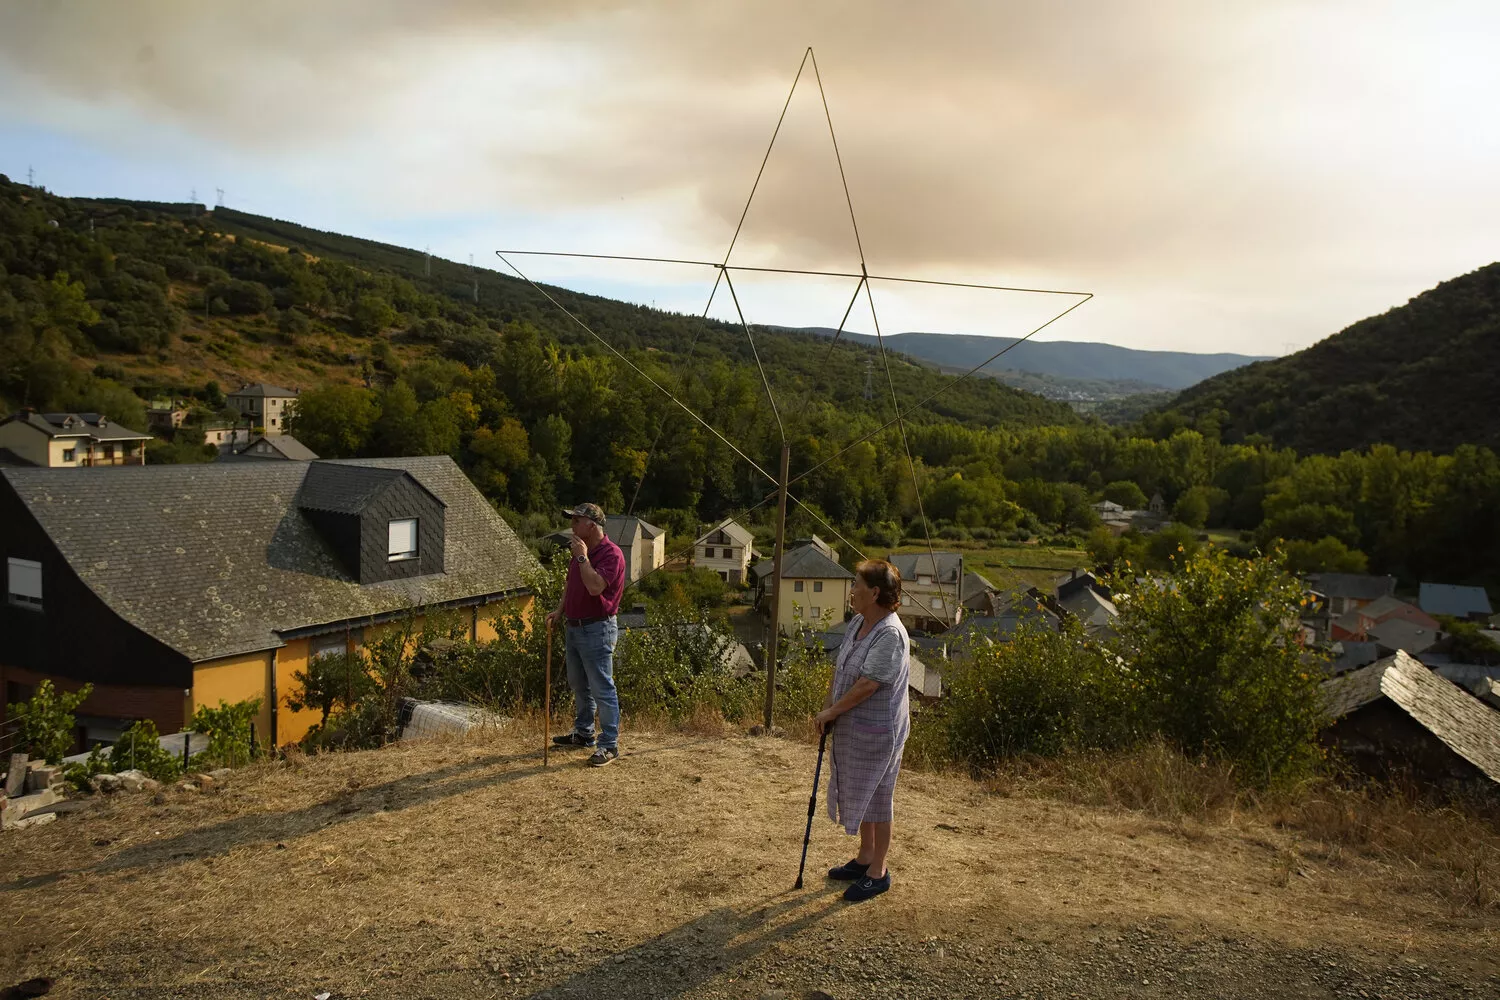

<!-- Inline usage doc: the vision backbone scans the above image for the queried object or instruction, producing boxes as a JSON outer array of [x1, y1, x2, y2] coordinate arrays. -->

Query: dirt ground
[[2, 728, 1496, 999]]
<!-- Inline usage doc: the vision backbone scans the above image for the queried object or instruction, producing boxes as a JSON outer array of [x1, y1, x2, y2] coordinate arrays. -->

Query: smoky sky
[[2, 1, 1498, 352]]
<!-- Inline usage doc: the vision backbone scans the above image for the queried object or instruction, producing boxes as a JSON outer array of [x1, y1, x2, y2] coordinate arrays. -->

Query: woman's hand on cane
[[813, 707, 838, 735]]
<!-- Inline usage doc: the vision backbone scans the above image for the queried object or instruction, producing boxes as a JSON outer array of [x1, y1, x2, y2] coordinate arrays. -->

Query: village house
[[888, 552, 965, 633], [1321, 651, 1500, 787], [752, 537, 853, 635], [959, 569, 1002, 615], [218, 434, 320, 462], [1329, 595, 1439, 642], [145, 399, 190, 431], [1, 457, 539, 750], [226, 382, 300, 435], [1418, 582, 1494, 622], [0, 411, 153, 468], [605, 515, 665, 584], [1302, 572, 1398, 617], [692, 518, 757, 584]]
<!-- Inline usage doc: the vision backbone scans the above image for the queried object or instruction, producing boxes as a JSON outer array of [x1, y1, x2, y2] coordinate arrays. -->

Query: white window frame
[[7, 557, 43, 610], [388, 518, 419, 562]]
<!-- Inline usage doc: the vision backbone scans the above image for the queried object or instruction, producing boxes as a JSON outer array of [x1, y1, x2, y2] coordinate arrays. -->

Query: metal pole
[[764, 442, 791, 729], [544, 621, 554, 767]]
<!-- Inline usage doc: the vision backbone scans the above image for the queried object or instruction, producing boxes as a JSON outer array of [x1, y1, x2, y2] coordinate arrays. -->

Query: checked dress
[[826, 611, 911, 835]]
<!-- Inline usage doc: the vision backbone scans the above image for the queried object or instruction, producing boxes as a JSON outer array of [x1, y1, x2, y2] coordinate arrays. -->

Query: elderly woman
[[814, 559, 911, 902]]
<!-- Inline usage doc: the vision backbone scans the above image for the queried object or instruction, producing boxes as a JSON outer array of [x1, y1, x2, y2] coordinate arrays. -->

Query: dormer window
[[388, 518, 419, 561], [7, 557, 43, 610]]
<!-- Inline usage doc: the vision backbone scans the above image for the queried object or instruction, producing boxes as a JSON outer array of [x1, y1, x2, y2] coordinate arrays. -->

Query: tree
[[286, 384, 380, 457], [1101, 480, 1148, 509], [285, 652, 375, 727], [1282, 536, 1368, 574], [1173, 486, 1211, 528], [352, 294, 396, 336]]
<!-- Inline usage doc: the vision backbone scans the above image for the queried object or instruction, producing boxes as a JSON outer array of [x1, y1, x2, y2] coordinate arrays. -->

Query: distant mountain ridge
[[785, 327, 1269, 392], [1160, 263, 1500, 454]]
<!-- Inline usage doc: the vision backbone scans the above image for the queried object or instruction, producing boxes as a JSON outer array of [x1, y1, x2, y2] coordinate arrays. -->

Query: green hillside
[[1157, 264, 1500, 454]]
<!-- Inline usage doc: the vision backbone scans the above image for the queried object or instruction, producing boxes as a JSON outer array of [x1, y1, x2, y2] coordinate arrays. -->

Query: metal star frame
[[496, 47, 1092, 726]]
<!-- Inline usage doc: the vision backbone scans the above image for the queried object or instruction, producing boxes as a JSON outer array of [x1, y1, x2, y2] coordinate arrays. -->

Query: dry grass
[[2, 724, 1497, 996]]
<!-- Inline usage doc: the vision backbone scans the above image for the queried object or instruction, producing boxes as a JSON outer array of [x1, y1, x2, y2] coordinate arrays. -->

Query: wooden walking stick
[[794, 729, 829, 889], [544, 619, 555, 767]]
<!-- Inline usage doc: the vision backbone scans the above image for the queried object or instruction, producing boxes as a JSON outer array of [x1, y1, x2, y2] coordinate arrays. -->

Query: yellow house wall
[[775, 577, 851, 633], [191, 650, 275, 744], [195, 593, 536, 748]]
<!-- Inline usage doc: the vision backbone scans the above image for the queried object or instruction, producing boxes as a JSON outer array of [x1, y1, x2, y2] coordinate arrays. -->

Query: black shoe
[[587, 747, 619, 767], [827, 859, 869, 881], [552, 732, 596, 748], [843, 871, 891, 902]]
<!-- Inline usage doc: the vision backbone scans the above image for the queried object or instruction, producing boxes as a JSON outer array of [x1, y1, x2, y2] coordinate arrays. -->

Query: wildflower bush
[[1109, 546, 1327, 783]]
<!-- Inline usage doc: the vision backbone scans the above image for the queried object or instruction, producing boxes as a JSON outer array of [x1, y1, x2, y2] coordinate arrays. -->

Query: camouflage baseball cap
[[561, 502, 606, 526]]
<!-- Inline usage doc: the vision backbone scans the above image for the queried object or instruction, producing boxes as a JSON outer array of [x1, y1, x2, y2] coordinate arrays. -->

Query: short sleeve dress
[[826, 611, 911, 835]]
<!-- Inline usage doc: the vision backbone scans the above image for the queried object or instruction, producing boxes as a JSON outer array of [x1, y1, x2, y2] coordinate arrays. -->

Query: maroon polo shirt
[[562, 532, 625, 619]]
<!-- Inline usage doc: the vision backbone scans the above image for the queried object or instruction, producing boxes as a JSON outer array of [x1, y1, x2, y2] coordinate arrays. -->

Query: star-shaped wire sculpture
[[496, 47, 1091, 722]]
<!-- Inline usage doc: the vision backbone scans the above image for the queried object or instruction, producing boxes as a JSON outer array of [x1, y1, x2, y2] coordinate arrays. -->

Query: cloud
[[3, 1, 1499, 351]]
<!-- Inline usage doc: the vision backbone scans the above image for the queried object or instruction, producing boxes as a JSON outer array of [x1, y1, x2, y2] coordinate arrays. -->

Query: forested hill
[[792, 327, 1267, 390], [1156, 264, 1500, 454]]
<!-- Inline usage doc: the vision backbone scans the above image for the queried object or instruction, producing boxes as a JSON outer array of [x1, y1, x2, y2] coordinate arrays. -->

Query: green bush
[[935, 620, 1128, 766], [1109, 547, 1327, 784], [109, 719, 182, 782], [614, 606, 754, 722], [926, 549, 1328, 788], [5, 679, 92, 763], [189, 698, 262, 768]]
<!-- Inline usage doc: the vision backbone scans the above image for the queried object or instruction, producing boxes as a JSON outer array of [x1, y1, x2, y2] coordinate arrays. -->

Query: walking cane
[[544, 619, 554, 767], [794, 729, 829, 889]]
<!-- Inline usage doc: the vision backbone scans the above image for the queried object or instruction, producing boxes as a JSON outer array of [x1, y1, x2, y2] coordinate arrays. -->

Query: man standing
[[547, 502, 626, 766]]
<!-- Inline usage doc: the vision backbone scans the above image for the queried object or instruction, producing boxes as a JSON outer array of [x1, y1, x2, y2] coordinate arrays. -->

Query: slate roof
[[296, 463, 441, 515], [1419, 583, 1494, 619], [751, 543, 853, 581], [604, 515, 663, 547], [1367, 618, 1442, 655], [1327, 640, 1389, 676], [2, 457, 538, 663], [1303, 573, 1397, 602], [1060, 587, 1119, 633], [699, 518, 755, 548], [219, 434, 320, 462], [1322, 651, 1500, 782], [889, 552, 963, 584], [228, 383, 299, 398], [3, 411, 153, 442], [1357, 595, 1436, 626]]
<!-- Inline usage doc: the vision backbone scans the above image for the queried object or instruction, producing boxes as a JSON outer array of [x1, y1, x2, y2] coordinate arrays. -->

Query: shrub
[[109, 719, 182, 782], [1109, 547, 1327, 785], [934, 621, 1128, 767], [63, 744, 112, 792], [190, 697, 262, 768], [5, 679, 93, 763], [614, 607, 754, 722]]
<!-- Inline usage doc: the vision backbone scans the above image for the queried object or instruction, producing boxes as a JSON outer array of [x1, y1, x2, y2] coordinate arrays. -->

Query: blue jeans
[[564, 618, 620, 749]]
